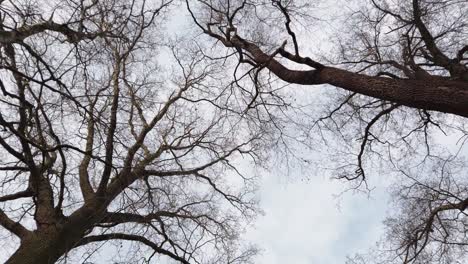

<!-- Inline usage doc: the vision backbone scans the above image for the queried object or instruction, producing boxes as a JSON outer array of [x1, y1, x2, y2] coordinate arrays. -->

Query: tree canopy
[[0, 0, 467, 263]]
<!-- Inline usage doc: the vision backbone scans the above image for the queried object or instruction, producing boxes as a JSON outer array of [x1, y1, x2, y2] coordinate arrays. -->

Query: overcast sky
[[4, 1, 465, 263], [0, 2, 392, 263], [244, 159, 389, 264]]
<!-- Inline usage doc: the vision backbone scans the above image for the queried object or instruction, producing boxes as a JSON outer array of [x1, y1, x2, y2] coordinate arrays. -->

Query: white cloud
[[247, 173, 389, 264]]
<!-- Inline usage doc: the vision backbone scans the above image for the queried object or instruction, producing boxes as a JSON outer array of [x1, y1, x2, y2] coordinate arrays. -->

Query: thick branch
[[0, 189, 33, 202], [97, 55, 122, 194], [77, 233, 190, 264], [0, 209, 30, 239], [78, 109, 96, 201], [0, 21, 106, 44], [412, 0, 467, 79], [227, 36, 468, 118]]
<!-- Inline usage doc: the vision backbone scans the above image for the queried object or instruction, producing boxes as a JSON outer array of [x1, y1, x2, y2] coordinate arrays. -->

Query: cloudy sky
[[0, 2, 392, 263], [245, 163, 389, 264], [3, 1, 465, 263]]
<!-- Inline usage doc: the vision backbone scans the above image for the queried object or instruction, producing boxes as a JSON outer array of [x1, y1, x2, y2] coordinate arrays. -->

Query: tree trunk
[[6, 204, 103, 264], [5, 223, 93, 264], [7, 232, 65, 264]]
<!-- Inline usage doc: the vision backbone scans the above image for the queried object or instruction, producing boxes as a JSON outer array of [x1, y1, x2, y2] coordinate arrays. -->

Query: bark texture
[[228, 36, 468, 118], [6, 205, 103, 264]]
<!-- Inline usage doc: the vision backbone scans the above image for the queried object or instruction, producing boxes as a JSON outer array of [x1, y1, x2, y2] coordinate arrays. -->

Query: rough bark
[[7, 231, 73, 264], [228, 36, 468, 118], [310, 67, 467, 118], [5, 202, 105, 264]]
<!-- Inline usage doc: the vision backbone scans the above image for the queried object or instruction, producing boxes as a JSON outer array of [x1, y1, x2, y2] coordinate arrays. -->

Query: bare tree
[[0, 0, 274, 263], [185, 0, 468, 263], [1, 0, 467, 263]]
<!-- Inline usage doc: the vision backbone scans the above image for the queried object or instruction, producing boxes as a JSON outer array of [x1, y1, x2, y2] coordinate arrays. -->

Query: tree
[[187, 0, 468, 116], [0, 0, 266, 263], [0, 0, 467, 263], [184, 0, 468, 263]]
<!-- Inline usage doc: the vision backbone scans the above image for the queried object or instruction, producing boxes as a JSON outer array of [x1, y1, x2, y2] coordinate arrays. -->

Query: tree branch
[[0, 209, 31, 239], [77, 233, 190, 264], [0, 21, 109, 44]]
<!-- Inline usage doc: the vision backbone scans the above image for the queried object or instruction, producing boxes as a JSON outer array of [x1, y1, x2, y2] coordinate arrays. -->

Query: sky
[[2, 1, 466, 263], [245, 163, 389, 264], [0, 2, 392, 263]]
